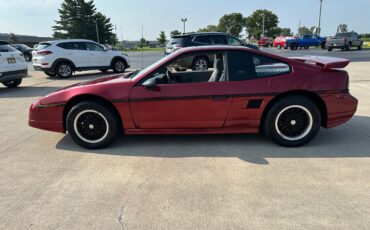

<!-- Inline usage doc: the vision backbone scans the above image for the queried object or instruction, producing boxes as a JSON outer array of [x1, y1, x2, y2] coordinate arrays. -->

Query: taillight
[[36, 50, 53, 56]]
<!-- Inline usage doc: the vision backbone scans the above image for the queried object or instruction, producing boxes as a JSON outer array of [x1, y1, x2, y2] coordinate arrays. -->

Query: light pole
[[317, 0, 323, 35], [181, 18, 187, 34], [93, 19, 100, 43]]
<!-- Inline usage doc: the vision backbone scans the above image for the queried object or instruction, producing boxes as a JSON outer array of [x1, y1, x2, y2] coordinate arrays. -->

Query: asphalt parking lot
[[1, 49, 370, 229]]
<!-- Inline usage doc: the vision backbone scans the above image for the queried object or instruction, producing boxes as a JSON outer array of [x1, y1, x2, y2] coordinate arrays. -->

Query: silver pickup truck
[[326, 32, 363, 51]]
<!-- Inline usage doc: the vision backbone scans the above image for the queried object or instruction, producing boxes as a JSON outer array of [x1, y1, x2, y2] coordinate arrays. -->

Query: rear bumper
[[0, 69, 28, 82], [323, 93, 358, 128]]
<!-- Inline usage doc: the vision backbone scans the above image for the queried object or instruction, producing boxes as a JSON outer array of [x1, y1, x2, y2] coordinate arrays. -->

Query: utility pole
[[318, 0, 323, 35], [298, 18, 301, 36], [181, 18, 187, 34], [262, 14, 265, 37]]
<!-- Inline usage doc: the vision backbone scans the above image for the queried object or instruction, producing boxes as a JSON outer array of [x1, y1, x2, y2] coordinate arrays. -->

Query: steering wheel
[[166, 69, 177, 84]]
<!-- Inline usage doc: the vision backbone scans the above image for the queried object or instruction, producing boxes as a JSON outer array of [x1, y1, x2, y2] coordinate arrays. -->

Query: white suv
[[0, 41, 28, 88], [32, 39, 130, 78]]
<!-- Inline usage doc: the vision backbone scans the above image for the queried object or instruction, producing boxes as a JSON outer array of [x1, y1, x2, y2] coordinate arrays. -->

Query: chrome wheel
[[275, 105, 313, 141], [73, 110, 109, 144], [193, 58, 208, 71], [114, 61, 125, 72], [58, 64, 72, 77]]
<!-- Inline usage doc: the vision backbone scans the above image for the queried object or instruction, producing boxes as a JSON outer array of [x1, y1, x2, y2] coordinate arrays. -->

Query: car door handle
[[213, 96, 228, 101]]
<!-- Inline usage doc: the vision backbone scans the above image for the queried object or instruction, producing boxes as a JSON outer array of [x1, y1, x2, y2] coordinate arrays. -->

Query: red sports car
[[29, 46, 358, 149]]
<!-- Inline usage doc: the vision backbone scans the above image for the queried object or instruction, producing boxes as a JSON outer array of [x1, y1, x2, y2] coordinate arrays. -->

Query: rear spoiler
[[290, 56, 350, 70]]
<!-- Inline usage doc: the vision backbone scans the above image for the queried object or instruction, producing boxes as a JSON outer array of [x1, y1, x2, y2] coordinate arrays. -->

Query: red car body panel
[[29, 46, 358, 136]]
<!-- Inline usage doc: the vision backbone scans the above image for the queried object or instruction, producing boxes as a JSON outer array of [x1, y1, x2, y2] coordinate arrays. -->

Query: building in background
[[0, 33, 53, 47]]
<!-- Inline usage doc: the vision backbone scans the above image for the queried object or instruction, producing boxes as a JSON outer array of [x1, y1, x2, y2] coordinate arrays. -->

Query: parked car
[[326, 32, 363, 51], [0, 41, 28, 88], [285, 34, 326, 50], [165, 32, 259, 70], [273, 36, 295, 49], [258, 37, 274, 47], [32, 39, 130, 78], [11, 44, 33, 62], [29, 45, 358, 149]]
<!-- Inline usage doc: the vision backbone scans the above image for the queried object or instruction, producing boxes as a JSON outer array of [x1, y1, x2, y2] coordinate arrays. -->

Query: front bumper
[[0, 69, 28, 82], [29, 101, 65, 133]]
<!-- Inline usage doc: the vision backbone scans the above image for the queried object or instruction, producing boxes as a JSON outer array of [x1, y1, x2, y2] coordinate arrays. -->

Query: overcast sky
[[0, 0, 369, 40]]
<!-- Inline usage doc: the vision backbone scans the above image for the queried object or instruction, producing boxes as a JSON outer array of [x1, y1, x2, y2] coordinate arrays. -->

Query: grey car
[[326, 32, 363, 51]]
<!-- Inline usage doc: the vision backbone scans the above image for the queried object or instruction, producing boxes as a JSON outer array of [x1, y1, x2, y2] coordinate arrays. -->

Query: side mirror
[[142, 78, 157, 90]]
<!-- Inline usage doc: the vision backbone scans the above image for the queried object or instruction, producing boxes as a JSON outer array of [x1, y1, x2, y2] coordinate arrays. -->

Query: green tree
[[245, 9, 279, 38], [157, 31, 167, 46], [338, 24, 348, 33], [298, 26, 311, 36], [8, 33, 19, 43], [280, 28, 292, 36], [53, 0, 116, 44], [139, 38, 146, 48], [170, 30, 181, 37], [218, 13, 245, 37], [198, 25, 219, 33]]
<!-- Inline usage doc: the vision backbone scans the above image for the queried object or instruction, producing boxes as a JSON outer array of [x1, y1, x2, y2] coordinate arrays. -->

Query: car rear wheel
[[112, 59, 126, 73], [290, 43, 298, 50], [345, 43, 351, 51], [2, 79, 22, 88], [66, 101, 119, 149], [328, 47, 333, 52], [264, 96, 321, 147], [358, 43, 363, 50], [56, 62, 73, 78], [276, 44, 282, 49], [24, 54, 32, 62], [304, 46, 309, 49], [192, 57, 209, 71]]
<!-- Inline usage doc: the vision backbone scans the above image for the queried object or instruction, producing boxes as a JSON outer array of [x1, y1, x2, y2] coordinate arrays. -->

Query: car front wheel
[[192, 57, 209, 71], [2, 79, 22, 88], [66, 101, 119, 149], [112, 59, 126, 73], [264, 96, 321, 147]]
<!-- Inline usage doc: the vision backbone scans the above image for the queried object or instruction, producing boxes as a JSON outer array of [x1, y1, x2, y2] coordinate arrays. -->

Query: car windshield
[[0, 44, 17, 52], [130, 52, 179, 80]]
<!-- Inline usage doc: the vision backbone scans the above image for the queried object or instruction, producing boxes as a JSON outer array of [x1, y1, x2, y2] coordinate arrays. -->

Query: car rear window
[[336, 33, 351, 38], [35, 43, 51, 50], [0, 44, 17, 52], [167, 38, 186, 47]]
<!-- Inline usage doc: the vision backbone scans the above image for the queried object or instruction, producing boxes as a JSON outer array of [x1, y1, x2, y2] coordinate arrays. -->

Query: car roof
[[172, 32, 228, 38], [40, 39, 95, 44]]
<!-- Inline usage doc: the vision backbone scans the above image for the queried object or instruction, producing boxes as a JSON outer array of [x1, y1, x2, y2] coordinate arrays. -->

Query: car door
[[222, 50, 292, 130], [128, 51, 233, 129], [85, 42, 109, 67], [57, 42, 89, 68]]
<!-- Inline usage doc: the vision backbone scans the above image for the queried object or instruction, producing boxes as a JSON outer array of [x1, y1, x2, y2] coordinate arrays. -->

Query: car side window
[[57, 42, 86, 50], [227, 36, 242, 46], [86, 42, 104, 51], [227, 51, 291, 81], [142, 52, 226, 85], [193, 36, 211, 45], [209, 35, 226, 45]]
